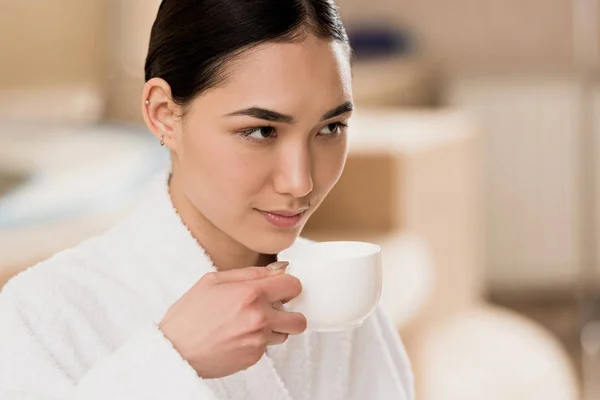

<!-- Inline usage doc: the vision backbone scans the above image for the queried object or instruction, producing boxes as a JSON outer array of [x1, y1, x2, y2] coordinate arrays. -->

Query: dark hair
[[144, 0, 349, 109]]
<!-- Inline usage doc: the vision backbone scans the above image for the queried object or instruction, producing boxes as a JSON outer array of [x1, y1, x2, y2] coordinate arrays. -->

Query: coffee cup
[[277, 241, 382, 332]]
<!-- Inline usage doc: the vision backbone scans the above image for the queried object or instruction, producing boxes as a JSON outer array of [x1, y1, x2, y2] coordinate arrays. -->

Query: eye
[[318, 122, 347, 136], [241, 126, 277, 140]]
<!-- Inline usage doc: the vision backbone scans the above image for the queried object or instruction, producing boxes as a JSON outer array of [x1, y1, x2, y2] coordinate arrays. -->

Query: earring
[[160, 135, 165, 147], [145, 99, 150, 105]]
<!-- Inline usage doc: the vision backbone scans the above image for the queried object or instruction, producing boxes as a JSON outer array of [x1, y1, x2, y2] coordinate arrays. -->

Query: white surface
[[420, 305, 579, 400]]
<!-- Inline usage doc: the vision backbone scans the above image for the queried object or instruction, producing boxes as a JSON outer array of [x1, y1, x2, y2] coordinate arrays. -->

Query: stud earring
[[145, 99, 150, 105]]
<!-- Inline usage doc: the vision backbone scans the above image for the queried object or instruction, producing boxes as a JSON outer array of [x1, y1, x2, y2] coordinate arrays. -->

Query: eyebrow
[[225, 101, 354, 124], [321, 101, 354, 120]]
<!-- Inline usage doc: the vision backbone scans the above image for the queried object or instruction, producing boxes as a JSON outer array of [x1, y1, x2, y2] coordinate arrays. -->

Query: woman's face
[[171, 35, 352, 254]]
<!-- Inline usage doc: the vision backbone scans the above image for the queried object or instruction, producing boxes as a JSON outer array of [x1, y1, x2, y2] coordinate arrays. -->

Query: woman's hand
[[158, 264, 306, 379]]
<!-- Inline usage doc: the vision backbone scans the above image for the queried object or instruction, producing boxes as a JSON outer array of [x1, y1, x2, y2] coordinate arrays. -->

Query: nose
[[273, 142, 314, 199]]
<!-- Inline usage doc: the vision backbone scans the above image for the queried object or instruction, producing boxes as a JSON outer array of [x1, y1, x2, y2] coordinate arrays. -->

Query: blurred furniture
[[447, 75, 597, 294], [338, 0, 577, 75], [0, 124, 168, 288], [448, 73, 600, 397], [304, 109, 579, 399]]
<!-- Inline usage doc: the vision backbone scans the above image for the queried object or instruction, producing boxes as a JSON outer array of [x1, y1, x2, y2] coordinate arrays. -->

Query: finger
[[266, 331, 289, 346], [255, 273, 302, 304], [269, 308, 307, 335], [211, 264, 286, 285]]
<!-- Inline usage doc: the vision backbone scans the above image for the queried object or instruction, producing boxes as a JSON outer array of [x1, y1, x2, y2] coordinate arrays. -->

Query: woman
[[0, 1, 414, 399]]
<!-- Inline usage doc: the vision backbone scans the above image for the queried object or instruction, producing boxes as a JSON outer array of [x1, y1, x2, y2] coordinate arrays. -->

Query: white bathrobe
[[0, 175, 414, 400]]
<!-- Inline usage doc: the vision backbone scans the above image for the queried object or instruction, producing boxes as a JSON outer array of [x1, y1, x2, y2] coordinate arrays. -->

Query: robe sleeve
[[348, 304, 416, 400], [0, 284, 219, 400]]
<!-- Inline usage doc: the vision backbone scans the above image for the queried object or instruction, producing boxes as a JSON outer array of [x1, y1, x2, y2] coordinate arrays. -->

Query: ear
[[141, 78, 182, 150]]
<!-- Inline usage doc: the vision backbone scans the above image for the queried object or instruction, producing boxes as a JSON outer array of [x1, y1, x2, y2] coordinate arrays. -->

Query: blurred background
[[1, 0, 600, 399]]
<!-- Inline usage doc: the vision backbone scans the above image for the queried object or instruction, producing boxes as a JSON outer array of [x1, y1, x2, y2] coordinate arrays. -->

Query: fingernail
[[267, 261, 289, 271]]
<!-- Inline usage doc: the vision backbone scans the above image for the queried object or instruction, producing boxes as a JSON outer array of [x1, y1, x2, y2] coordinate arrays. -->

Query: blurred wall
[[105, 0, 162, 123], [0, 0, 107, 90]]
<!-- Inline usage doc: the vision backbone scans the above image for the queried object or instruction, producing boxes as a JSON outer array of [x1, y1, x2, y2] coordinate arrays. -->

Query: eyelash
[[239, 122, 348, 143], [239, 126, 277, 142]]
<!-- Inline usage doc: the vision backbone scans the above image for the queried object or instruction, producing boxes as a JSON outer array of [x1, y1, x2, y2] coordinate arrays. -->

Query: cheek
[[312, 140, 348, 194], [180, 131, 270, 209]]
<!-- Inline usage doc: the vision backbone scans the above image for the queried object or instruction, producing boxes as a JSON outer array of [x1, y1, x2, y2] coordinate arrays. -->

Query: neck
[[167, 172, 275, 271]]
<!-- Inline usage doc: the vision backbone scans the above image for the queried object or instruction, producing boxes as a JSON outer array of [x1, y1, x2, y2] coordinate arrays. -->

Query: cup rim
[[278, 240, 381, 263]]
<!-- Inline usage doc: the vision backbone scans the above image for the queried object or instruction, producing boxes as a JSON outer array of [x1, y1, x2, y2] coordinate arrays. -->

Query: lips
[[267, 209, 306, 217], [257, 209, 307, 229]]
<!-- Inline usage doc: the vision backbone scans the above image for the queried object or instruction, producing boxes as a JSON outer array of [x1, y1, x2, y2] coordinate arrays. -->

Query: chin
[[243, 228, 301, 255]]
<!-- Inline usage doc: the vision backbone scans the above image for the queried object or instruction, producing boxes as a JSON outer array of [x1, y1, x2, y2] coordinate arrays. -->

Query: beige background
[[0, 1, 107, 89], [0, 0, 588, 103]]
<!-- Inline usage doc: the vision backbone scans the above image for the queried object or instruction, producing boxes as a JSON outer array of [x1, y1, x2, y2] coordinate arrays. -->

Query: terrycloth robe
[[0, 175, 414, 400]]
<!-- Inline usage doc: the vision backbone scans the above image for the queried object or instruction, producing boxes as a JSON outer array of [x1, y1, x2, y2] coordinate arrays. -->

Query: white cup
[[277, 241, 382, 332]]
